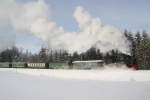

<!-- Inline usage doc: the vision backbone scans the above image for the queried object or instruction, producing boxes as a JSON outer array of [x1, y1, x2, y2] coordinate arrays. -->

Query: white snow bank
[[0, 68, 150, 100], [0, 68, 150, 82]]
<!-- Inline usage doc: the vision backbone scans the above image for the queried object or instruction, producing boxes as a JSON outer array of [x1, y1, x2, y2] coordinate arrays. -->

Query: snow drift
[[0, 68, 150, 100], [1, 68, 150, 82]]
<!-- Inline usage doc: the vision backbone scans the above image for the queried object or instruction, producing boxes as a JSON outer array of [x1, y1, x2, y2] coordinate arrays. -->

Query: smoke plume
[[1, 0, 129, 54]]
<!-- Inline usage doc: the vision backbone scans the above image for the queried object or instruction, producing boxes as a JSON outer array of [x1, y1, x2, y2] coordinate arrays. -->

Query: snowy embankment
[[0, 67, 150, 100], [0, 67, 150, 82]]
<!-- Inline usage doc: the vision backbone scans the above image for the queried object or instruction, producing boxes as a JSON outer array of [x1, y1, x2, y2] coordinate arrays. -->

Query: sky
[[0, 0, 150, 53], [47, 0, 150, 32]]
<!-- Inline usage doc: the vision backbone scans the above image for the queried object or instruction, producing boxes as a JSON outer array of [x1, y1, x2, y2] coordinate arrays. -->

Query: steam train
[[0, 61, 103, 69], [0, 53, 138, 70]]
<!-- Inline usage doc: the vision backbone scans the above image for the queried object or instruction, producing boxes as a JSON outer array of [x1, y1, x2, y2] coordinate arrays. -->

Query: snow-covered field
[[0, 68, 150, 100]]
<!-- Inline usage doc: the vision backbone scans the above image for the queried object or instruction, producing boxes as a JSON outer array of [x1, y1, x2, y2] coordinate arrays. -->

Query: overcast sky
[[0, 0, 150, 53]]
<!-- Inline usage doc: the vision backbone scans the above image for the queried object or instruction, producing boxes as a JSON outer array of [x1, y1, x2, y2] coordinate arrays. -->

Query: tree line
[[124, 30, 150, 69], [0, 30, 150, 69]]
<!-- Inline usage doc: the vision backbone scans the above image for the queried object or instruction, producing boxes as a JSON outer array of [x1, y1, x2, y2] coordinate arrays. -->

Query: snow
[[0, 68, 150, 100]]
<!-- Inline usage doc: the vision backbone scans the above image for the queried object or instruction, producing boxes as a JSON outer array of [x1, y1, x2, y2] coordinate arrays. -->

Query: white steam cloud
[[1, 0, 129, 54]]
